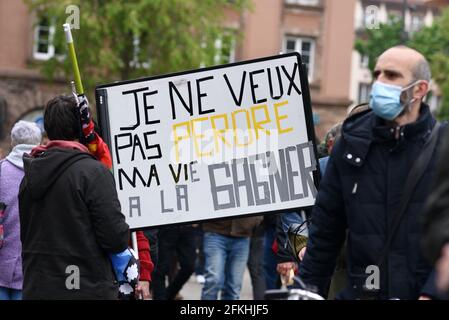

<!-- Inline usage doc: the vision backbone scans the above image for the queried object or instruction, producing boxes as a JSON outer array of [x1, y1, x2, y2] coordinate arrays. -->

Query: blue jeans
[[201, 232, 250, 300], [0, 287, 22, 300]]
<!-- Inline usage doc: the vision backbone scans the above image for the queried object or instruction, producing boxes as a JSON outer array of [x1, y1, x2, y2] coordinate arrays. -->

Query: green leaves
[[355, 16, 404, 73], [410, 8, 449, 120], [26, 0, 250, 98]]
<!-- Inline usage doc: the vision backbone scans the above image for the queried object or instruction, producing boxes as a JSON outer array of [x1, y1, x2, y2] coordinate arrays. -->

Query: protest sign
[[96, 53, 319, 229]]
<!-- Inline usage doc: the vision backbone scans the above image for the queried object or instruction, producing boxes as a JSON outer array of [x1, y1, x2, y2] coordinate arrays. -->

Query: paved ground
[[178, 268, 254, 300]]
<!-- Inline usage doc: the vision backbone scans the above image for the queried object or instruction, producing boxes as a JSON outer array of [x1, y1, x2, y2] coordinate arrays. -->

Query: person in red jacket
[[134, 231, 154, 299], [75, 93, 154, 299]]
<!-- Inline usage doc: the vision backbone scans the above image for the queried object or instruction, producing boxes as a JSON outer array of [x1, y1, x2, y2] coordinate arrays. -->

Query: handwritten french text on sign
[[96, 53, 318, 229]]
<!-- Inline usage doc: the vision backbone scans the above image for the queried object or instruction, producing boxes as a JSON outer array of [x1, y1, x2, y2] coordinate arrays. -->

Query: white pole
[[131, 231, 143, 299], [131, 231, 138, 258]]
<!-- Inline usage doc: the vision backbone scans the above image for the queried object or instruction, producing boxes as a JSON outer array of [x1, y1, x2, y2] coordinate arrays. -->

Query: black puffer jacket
[[299, 104, 447, 300], [19, 145, 129, 299]]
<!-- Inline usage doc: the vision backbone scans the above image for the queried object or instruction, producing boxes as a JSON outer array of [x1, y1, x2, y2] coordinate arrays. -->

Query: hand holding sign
[[73, 93, 96, 145]]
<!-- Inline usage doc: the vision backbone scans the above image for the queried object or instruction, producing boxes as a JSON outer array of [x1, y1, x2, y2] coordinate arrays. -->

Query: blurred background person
[[247, 218, 266, 300], [151, 225, 197, 300], [0, 121, 42, 300], [194, 224, 206, 285], [201, 216, 262, 300]]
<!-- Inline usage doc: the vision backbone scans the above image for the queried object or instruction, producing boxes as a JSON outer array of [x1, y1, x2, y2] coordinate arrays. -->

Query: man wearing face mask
[[297, 46, 448, 300]]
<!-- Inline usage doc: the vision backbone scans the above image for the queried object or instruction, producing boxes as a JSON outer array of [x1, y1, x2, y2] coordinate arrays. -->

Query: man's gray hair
[[11, 120, 42, 147], [413, 58, 431, 82]]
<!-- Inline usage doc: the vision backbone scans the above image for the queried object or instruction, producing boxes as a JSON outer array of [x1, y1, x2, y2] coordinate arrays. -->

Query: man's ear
[[415, 81, 429, 100]]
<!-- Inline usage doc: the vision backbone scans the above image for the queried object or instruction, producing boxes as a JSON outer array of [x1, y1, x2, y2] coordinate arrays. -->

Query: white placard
[[96, 53, 318, 229]]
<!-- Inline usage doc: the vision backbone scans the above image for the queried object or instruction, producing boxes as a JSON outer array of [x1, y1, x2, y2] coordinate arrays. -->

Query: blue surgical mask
[[369, 81, 419, 120]]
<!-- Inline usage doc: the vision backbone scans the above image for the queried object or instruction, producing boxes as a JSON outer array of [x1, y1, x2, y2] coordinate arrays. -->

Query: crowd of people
[[0, 45, 448, 300]]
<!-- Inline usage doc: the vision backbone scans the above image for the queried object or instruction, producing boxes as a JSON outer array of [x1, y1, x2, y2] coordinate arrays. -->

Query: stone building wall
[[0, 71, 66, 156]]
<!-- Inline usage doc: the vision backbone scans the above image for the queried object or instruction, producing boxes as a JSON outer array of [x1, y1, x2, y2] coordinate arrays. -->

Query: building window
[[410, 14, 425, 33], [284, 37, 315, 80], [33, 17, 56, 60], [361, 54, 369, 69], [358, 83, 372, 104], [129, 35, 151, 69], [201, 32, 235, 67], [387, 10, 402, 23], [285, 0, 319, 6], [213, 33, 235, 65], [428, 93, 442, 113], [363, 5, 381, 29]]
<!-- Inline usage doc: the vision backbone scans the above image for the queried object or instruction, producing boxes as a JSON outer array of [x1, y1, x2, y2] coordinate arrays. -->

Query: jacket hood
[[341, 103, 435, 167], [22, 141, 95, 200], [6, 144, 37, 169]]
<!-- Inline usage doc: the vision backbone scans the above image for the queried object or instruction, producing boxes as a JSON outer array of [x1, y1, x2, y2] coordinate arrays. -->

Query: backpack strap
[[377, 122, 442, 267]]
